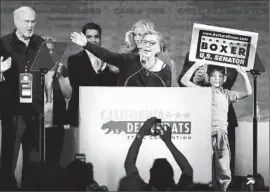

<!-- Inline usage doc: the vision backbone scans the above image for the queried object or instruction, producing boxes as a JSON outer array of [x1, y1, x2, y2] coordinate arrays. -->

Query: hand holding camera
[[150, 118, 172, 143], [159, 125, 172, 144], [138, 117, 157, 137], [138, 117, 172, 143]]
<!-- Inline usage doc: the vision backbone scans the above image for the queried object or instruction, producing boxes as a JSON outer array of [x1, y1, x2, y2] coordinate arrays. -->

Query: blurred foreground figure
[[121, 117, 193, 191]]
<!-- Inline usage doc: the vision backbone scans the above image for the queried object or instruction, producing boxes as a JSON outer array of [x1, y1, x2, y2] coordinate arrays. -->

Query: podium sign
[[79, 87, 212, 191]]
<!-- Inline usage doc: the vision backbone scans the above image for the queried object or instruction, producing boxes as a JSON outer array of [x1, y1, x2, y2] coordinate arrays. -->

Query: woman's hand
[[125, 31, 134, 45], [71, 32, 88, 47]]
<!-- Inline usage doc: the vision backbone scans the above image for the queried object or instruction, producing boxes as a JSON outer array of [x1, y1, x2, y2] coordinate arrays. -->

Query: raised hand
[[194, 67, 207, 82], [195, 57, 207, 68], [125, 31, 135, 47], [71, 32, 87, 47], [160, 125, 172, 144], [0, 56, 12, 72], [138, 117, 157, 137], [193, 58, 207, 83]]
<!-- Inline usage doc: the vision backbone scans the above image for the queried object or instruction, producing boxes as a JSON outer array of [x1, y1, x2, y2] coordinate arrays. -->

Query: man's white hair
[[13, 6, 36, 24]]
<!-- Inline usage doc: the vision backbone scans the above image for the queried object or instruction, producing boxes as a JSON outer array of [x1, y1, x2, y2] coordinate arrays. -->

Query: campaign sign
[[189, 23, 258, 70], [79, 87, 212, 191]]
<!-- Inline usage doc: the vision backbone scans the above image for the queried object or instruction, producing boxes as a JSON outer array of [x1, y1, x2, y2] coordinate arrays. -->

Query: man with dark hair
[[81, 22, 102, 38], [68, 22, 118, 126]]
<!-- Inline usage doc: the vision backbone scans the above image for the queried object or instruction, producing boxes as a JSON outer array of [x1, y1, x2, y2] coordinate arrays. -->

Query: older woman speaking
[[71, 30, 171, 87], [119, 19, 178, 86]]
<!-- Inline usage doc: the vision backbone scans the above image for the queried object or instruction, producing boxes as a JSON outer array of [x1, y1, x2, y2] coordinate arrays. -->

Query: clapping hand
[[71, 32, 88, 47], [0, 56, 12, 72]]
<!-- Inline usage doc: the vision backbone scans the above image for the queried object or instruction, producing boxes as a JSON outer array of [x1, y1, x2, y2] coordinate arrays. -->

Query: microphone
[[140, 54, 146, 65]]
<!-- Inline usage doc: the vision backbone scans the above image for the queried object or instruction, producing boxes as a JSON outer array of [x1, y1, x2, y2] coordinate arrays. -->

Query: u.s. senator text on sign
[[189, 23, 258, 70]]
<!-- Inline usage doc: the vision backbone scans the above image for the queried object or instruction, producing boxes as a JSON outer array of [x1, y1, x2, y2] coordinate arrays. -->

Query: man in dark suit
[[178, 52, 238, 178], [68, 22, 119, 126], [0, 6, 53, 189]]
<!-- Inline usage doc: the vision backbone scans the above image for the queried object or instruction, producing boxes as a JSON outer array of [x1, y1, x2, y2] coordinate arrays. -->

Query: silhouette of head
[[66, 160, 94, 190], [191, 183, 213, 191], [148, 158, 175, 190], [118, 175, 143, 191]]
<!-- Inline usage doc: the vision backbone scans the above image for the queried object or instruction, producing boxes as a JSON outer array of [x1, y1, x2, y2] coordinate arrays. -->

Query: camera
[[244, 176, 255, 191], [151, 119, 162, 136], [75, 153, 86, 162]]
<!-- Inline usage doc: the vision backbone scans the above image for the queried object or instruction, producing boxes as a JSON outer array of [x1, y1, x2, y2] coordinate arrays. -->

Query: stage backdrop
[[79, 87, 212, 191], [1, 0, 269, 119]]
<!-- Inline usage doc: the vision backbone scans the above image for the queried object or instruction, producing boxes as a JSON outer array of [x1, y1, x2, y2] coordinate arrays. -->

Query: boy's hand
[[194, 66, 207, 83], [235, 65, 247, 75], [195, 58, 207, 68]]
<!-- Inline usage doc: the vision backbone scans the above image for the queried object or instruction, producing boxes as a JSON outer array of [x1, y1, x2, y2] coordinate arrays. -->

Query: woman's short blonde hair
[[131, 20, 155, 32], [142, 30, 166, 55]]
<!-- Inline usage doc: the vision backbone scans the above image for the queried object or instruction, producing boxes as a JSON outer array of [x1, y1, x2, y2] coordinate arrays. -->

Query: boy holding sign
[[180, 61, 252, 191]]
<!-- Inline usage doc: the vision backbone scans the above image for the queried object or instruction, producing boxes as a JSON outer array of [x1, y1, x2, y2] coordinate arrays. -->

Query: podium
[[30, 41, 68, 163]]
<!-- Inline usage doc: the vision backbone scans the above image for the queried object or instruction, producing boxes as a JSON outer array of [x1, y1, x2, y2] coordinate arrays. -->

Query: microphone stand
[[250, 69, 260, 175], [39, 68, 48, 164], [244, 69, 261, 191]]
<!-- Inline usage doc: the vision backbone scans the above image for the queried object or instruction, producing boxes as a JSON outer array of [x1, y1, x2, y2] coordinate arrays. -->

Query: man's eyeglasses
[[141, 40, 157, 46]]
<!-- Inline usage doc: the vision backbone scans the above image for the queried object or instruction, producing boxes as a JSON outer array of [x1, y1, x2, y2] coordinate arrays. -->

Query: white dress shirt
[[85, 50, 107, 73]]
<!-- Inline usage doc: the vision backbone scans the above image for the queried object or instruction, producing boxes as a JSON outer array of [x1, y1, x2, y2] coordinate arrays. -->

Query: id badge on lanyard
[[19, 72, 33, 103]]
